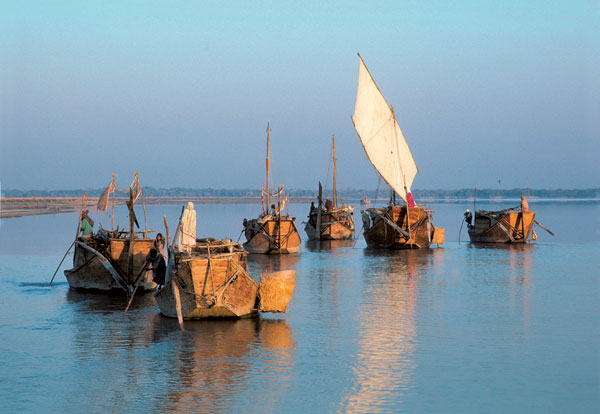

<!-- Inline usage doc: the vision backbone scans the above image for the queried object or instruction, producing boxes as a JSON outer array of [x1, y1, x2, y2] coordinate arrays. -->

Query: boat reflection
[[339, 250, 437, 413], [467, 242, 534, 333], [151, 316, 295, 413], [65, 288, 156, 315], [304, 239, 355, 253], [467, 242, 536, 252], [246, 252, 301, 277]]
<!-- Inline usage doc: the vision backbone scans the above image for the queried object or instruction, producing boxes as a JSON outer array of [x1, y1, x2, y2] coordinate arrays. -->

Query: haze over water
[[0, 201, 598, 413]]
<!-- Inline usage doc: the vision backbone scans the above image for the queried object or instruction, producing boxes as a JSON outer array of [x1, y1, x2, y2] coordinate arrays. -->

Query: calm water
[[1, 201, 598, 413]]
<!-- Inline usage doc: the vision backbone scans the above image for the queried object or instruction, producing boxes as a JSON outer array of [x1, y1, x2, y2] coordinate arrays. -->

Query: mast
[[111, 173, 117, 230], [265, 123, 271, 213], [332, 135, 337, 207]]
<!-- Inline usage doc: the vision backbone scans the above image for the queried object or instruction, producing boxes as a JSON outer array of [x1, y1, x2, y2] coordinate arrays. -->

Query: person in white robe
[[178, 202, 196, 253]]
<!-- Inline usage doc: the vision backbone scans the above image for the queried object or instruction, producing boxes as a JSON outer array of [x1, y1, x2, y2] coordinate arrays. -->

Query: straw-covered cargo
[[258, 270, 296, 313]]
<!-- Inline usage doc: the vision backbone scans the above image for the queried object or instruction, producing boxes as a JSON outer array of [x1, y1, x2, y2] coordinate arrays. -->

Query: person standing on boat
[[178, 202, 196, 253], [80, 210, 94, 237], [155, 233, 167, 260]]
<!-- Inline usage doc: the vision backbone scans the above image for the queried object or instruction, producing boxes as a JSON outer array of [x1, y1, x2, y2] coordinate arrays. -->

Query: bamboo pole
[[163, 215, 170, 252], [127, 189, 135, 291], [111, 174, 116, 230], [266, 123, 271, 213], [316, 182, 323, 239], [172, 281, 185, 330], [332, 135, 337, 207], [75, 193, 87, 239], [172, 206, 185, 248], [123, 262, 149, 314], [534, 219, 554, 236], [521, 191, 527, 242], [163, 213, 183, 329], [135, 172, 148, 238], [403, 176, 412, 241], [51, 193, 87, 285], [49, 241, 75, 285]]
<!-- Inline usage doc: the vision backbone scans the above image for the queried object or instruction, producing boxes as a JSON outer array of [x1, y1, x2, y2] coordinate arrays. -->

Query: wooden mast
[[332, 135, 337, 207], [521, 191, 527, 243], [134, 171, 148, 238], [111, 174, 116, 230], [265, 123, 271, 214], [127, 188, 135, 293], [316, 181, 323, 238]]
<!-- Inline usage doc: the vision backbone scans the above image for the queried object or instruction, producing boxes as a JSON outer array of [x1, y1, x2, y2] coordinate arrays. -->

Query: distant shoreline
[[1, 195, 598, 219]]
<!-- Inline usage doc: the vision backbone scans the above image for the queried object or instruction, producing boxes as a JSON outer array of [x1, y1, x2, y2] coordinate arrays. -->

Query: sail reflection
[[339, 250, 435, 413]]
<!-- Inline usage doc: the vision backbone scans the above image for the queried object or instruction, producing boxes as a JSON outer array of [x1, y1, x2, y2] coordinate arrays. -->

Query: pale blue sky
[[1, 1, 598, 191]]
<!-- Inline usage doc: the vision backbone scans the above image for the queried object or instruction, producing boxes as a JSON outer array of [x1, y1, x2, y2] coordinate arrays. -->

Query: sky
[[1, 1, 598, 192]]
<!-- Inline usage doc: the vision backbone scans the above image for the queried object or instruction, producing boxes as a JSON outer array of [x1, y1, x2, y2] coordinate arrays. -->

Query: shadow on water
[[150, 315, 296, 413], [65, 288, 156, 314]]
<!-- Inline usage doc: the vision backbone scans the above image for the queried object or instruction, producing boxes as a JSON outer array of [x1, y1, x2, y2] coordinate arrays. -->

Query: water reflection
[[247, 253, 301, 276], [151, 316, 295, 413], [66, 288, 156, 314], [304, 239, 355, 252], [340, 250, 436, 413], [465, 243, 534, 337]]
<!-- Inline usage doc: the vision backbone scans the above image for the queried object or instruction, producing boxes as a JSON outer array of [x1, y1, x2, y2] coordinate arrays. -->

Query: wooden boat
[[154, 238, 295, 319], [64, 173, 158, 294], [361, 192, 371, 207], [465, 192, 536, 243], [351, 54, 444, 249], [304, 136, 355, 240], [242, 124, 301, 254], [65, 233, 156, 292]]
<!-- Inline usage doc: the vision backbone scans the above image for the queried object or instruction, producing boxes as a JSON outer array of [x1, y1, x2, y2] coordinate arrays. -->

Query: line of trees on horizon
[[2, 187, 598, 200]]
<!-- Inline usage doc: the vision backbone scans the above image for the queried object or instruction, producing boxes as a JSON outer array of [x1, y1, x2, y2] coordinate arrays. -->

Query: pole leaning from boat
[[49, 193, 87, 285]]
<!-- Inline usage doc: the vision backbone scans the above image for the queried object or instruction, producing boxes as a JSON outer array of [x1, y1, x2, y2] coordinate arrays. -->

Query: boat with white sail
[[351, 54, 444, 249]]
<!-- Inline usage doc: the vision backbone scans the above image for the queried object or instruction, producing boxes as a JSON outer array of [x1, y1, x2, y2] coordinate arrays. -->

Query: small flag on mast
[[97, 178, 115, 211], [130, 176, 141, 203]]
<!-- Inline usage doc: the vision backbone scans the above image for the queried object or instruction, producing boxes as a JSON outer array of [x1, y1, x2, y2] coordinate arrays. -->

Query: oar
[[458, 219, 465, 243], [50, 193, 87, 285], [49, 241, 75, 286], [164, 213, 184, 330], [235, 228, 244, 243], [123, 262, 150, 315], [352, 225, 364, 248], [534, 220, 555, 236], [172, 280, 185, 330]]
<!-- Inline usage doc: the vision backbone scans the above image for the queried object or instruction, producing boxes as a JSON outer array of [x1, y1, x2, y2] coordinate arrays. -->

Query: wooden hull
[[362, 206, 444, 249], [468, 211, 536, 243], [304, 208, 355, 240], [64, 237, 156, 292], [244, 217, 301, 254], [155, 252, 259, 319]]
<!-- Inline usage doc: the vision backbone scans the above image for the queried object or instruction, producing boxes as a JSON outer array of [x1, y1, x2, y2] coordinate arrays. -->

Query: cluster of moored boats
[[54, 55, 552, 326]]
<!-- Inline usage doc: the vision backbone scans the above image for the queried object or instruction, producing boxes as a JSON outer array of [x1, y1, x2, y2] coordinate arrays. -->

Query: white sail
[[351, 55, 418, 202]]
